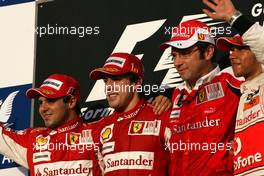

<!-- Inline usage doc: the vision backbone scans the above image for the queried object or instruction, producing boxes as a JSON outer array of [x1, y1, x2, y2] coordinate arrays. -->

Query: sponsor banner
[[0, 84, 31, 174], [104, 151, 154, 173], [34, 160, 93, 176]]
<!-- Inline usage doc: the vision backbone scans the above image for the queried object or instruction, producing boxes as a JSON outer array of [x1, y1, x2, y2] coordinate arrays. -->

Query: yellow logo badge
[[36, 136, 49, 146], [69, 133, 80, 145], [198, 91, 206, 102], [101, 127, 111, 140], [133, 122, 143, 133], [198, 33, 205, 40]]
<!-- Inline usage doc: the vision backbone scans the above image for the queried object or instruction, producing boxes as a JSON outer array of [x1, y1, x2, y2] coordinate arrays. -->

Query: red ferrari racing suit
[[0, 116, 101, 176], [168, 66, 241, 176], [95, 98, 170, 176]]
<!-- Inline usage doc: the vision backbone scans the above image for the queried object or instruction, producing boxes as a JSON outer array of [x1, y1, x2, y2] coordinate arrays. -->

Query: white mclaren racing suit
[[233, 20, 264, 175]]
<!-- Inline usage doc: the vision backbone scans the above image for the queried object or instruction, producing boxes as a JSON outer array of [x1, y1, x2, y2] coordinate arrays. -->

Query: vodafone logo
[[233, 137, 242, 156]]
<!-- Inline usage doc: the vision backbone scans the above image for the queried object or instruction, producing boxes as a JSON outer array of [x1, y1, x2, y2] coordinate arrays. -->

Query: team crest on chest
[[68, 132, 81, 145], [128, 120, 161, 136], [196, 82, 224, 105], [133, 122, 144, 133]]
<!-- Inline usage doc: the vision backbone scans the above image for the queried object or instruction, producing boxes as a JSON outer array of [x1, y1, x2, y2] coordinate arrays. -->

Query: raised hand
[[202, 0, 237, 22]]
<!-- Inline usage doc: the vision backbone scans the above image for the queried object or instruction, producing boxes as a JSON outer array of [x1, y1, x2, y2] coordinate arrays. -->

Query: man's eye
[[38, 100, 43, 105]]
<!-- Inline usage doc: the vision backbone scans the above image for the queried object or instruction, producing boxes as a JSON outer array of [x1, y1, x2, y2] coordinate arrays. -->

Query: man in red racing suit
[[0, 74, 101, 176], [160, 19, 241, 175], [89, 52, 170, 176]]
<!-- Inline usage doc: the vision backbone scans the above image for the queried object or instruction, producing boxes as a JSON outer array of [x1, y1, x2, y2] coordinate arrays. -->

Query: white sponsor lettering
[[104, 152, 154, 173], [236, 110, 260, 127], [234, 152, 263, 171], [41, 78, 63, 90], [104, 57, 126, 68], [173, 116, 221, 133]]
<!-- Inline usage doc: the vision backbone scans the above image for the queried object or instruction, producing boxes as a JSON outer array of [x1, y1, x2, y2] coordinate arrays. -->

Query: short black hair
[[124, 72, 141, 83], [63, 96, 81, 115]]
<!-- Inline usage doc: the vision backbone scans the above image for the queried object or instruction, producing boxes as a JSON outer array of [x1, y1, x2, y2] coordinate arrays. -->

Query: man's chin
[[233, 71, 243, 78], [44, 121, 57, 129]]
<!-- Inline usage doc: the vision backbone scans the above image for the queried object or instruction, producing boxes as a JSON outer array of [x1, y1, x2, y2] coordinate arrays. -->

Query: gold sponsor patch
[[36, 136, 49, 146], [102, 128, 111, 140]]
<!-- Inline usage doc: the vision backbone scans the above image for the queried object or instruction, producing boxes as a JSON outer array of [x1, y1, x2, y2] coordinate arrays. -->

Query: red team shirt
[[167, 67, 241, 176], [94, 98, 170, 176], [0, 116, 101, 176]]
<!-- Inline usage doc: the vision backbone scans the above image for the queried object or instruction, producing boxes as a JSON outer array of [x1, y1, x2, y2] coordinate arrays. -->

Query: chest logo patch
[[128, 120, 161, 136], [35, 135, 50, 150], [101, 124, 114, 143], [196, 82, 224, 105], [133, 122, 143, 133], [68, 132, 81, 145]]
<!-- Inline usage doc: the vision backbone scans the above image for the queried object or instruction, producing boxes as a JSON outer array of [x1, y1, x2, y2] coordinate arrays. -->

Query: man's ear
[[133, 77, 143, 90], [136, 77, 143, 85], [204, 45, 215, 61], [68, 96, 78, 109]]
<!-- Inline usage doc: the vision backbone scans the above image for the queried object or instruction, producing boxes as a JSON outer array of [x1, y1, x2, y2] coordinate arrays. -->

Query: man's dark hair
[[124, 72, 147, 97], [196, 42, 217, 64], [63, 96, 81, 115], [124, 72, 141, 83]]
